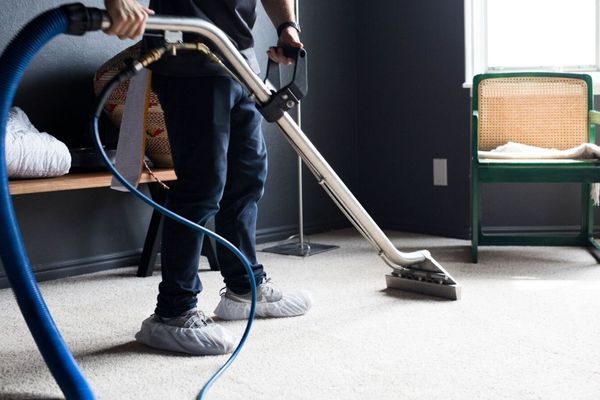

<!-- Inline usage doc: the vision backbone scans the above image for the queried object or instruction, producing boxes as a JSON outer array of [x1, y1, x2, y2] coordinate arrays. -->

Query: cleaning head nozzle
[[386, 272, 461, 300], [384, 253, 461, 300]]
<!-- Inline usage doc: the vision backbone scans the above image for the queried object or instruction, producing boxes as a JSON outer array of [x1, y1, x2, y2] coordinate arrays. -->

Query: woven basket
[[93, 43, 173, 167]]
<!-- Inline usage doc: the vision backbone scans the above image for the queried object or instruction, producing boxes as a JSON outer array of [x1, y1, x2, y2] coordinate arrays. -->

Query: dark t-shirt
[[146, 0, 260, 76]]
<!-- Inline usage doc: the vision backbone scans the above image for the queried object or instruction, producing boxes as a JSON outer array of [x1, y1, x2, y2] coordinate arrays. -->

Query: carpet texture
[[1, 229, 600, 400]]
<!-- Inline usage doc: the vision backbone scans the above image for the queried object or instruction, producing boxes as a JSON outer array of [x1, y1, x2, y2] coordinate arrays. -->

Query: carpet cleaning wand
[[136, 15, 461, 301]]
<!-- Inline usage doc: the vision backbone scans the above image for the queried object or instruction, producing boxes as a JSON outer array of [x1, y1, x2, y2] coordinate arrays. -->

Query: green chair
[[471, 72, 600, 262]]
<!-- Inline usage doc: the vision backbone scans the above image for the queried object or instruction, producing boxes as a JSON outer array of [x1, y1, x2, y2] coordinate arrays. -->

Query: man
[[104, 0, 311, 356]]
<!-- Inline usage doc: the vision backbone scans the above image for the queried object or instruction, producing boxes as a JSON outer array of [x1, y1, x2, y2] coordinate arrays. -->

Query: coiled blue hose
[[0, 8, 96, 400], [0, 5, 257, 400]]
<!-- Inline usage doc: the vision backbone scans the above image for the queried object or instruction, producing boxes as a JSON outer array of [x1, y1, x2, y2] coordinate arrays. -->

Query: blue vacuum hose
[[0, 7, 95, 400], [0, 4, 257, 399]]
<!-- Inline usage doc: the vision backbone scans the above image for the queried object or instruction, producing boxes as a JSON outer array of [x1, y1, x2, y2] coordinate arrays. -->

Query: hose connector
[[61, 3, 110, 36], [137, 47, 167, 68]]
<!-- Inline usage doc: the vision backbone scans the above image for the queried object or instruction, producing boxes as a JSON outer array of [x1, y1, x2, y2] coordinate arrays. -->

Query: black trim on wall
[[0, 221, 348, 289], [0, 250, 141, 289]]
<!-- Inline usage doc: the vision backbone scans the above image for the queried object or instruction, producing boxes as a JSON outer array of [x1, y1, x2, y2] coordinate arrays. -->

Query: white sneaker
[[213, 279, 312, 320], [135, 308, 235, 355]]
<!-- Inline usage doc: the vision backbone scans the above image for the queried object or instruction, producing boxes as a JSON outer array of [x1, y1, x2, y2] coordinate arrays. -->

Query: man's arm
[[104, 0, 153, 40], [261, 0, 303, 65]]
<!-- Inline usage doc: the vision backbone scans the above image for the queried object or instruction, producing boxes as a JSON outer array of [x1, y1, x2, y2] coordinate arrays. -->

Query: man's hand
[[267, 26, 303, 65], [104, 0, 154, 40]]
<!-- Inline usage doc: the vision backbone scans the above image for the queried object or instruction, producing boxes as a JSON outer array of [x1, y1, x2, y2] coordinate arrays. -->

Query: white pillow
[[5, 107, 71, 178]]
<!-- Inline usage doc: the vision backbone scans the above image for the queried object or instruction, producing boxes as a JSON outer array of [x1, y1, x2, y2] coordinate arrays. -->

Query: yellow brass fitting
[[134, 42, 223, 69], [194, 43, 222, 64], [138, 47, 168, 68]]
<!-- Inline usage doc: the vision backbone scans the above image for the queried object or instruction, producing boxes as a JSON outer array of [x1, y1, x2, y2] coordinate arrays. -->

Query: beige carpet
[[1, 229, 600, 400]]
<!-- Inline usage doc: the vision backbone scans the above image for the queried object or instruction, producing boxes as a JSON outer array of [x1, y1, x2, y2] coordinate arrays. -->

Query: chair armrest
[[590, 110, 600, 125]]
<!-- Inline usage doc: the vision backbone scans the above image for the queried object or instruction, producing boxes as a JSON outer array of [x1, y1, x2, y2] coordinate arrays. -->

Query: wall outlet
[[433, 158, 448, 186]]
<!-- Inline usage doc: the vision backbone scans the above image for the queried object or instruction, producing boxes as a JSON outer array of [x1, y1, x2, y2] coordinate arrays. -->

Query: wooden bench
[[8, 168, 177, 195], [9, 168, 220, 277]]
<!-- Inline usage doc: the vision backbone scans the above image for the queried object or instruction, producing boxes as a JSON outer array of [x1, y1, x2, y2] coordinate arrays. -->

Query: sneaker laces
[[219, 277, 272, 298], [158, 309, 213, 329], [259, 278, 276, 298], [184, 310, 210, 329]]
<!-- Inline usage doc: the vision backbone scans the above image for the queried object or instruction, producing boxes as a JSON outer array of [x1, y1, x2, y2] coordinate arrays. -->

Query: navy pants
[[152, 74, 267, 318]]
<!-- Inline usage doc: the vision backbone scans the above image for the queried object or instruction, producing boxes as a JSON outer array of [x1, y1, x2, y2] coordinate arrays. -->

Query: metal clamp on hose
[[259, 47, 308, 122]]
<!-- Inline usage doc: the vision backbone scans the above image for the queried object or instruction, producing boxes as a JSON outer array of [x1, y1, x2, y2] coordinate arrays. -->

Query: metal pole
[[297, 109, 305, 249], [261, 0, 338, 256], [296, 0, 305, 250]]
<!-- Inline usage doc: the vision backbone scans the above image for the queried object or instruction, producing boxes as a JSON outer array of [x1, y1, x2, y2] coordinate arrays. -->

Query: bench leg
[[137, 183, 166, 277], [137, 182, 221, 277]]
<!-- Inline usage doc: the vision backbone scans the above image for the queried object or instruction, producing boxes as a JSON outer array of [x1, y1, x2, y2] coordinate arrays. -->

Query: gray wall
[[0, 0, 355, 286], [253, 0, 356, 239], [1, 0, 156, 287], [354, 0, 600, 238], [356, 0, 471, 238], [1, 0, 141, 149], [481, 184, 585, 231], [3, 0, 586, 287]]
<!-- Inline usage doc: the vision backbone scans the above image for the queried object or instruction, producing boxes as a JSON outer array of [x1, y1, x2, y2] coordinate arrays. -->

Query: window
[[465, 0, 600, 87]]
